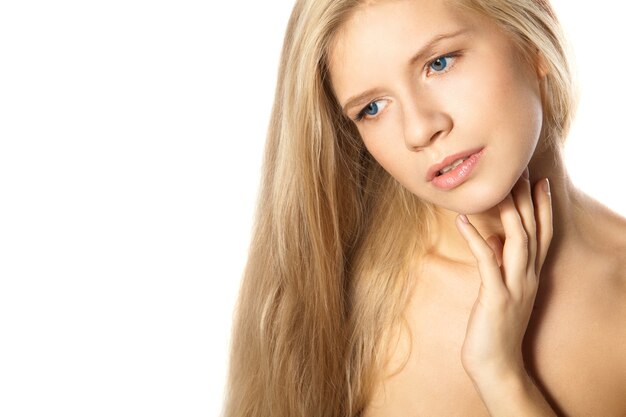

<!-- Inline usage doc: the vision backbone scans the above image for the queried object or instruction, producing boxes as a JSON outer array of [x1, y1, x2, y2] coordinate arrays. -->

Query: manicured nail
[[522, 167, 529, 179], [459, 214, 469, 224], [542, 178, 550, 195]]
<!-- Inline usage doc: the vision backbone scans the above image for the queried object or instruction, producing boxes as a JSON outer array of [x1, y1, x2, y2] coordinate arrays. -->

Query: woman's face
[[328, 0, 545, 214]]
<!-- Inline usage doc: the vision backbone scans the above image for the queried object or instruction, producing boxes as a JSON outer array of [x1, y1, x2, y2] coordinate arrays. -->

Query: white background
[[0, 1, 623, 416]]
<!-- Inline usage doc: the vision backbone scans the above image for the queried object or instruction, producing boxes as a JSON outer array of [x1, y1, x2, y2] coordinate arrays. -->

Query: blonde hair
[[223, 1, 577, 416]]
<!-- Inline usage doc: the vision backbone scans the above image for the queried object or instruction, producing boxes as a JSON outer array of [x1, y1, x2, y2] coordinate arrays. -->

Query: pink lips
[[427, 147, 485, 190], [426, 147, 485, 182]]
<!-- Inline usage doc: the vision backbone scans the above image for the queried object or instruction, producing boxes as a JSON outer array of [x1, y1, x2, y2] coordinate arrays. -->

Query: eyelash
[[353, 52, 461, 123]]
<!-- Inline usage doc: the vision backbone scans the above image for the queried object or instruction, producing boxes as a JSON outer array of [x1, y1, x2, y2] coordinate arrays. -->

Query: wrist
[[468, 369, 558, 417], [466, 361, 526, 386], [467, 365, 528, 398]]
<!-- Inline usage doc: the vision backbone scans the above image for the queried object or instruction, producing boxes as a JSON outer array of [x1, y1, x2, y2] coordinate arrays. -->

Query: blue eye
[[430, 56, 449, 72], [353, 53, 460, 123], [426, 53, 459, 76], [363, 102, 379, 116], [354, 100, 388, 122]]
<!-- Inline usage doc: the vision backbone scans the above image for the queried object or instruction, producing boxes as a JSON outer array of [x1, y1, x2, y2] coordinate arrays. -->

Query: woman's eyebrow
[[341, 28, 473, 115], [407, 27, 473, 68]]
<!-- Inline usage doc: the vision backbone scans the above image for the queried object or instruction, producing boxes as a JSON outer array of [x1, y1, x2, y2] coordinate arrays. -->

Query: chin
[[440, 182, 511, 215], [473, 184, 513, 213]]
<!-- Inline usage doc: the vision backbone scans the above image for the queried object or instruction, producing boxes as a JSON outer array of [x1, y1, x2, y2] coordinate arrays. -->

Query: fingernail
[[522, 167, 529, 179], [459, 214, 469, 224], [542, 178, 550, 195]]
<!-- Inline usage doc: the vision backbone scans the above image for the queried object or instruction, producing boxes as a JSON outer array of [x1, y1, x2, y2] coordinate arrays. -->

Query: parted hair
[[223, 1, 577, 416]]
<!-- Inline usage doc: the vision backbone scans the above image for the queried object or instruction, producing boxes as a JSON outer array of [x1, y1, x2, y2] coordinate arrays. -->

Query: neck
[[424, 144, 585, 269]]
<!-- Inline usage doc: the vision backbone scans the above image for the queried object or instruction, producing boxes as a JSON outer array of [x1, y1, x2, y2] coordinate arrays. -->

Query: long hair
[[223, 1, 577, 416]]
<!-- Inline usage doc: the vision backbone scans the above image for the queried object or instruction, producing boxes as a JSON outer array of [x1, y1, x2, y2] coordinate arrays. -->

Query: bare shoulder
[[569, 191, 626, 351], [575, 191, 626, 273], [608, 217, 626, 403], [606, 210, 626, 381], [582, 195, 626, 378], [594, 201, 626, 282], [606, 210, 626, 379]]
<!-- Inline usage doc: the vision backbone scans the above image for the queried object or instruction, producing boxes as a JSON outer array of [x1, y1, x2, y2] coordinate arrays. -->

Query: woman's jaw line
[[423, 145, 578, 267]]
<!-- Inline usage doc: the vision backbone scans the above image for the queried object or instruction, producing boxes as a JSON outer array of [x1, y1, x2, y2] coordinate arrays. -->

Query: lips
[[426, 147, 485, 181]]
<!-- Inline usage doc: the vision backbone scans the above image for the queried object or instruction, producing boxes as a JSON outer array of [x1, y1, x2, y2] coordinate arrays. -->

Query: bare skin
[[328, 0, 626, 414], [363, 147, 626, 416]]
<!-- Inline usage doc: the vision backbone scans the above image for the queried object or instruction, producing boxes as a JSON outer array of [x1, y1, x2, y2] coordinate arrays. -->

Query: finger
[[534, 178, 553, 275], [456, 214, 507, 295], [498, 193, 528, 297], [486, 235, 503, 267], [511, 167, 537, 276]]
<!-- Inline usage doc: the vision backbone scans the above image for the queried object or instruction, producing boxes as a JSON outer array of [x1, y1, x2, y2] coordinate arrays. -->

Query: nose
[[402, 98, 452, 151]]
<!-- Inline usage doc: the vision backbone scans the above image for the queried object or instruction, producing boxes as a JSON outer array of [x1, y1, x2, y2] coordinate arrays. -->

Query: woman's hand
[[455, 167, 553, 381]]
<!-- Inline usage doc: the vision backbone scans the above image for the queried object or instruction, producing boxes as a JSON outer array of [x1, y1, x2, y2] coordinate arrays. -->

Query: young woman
[[224, 0, 626, 416]]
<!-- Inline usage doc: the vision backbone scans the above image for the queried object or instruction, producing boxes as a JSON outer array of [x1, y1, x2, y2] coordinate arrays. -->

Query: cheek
[[358, 117, 408, 175], [364, 138, 412, 180], [449, 58, 543, 151]]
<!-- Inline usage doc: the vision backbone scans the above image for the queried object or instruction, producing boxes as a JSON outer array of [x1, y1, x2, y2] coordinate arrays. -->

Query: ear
[[535, 49, 549, 79]]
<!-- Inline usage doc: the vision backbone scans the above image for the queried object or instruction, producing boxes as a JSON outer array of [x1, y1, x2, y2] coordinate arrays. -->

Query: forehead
[[328, 0, 483, 104]]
